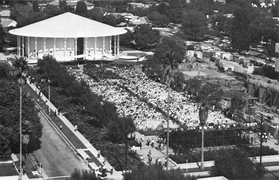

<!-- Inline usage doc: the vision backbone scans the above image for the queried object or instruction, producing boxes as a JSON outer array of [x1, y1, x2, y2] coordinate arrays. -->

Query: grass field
[[0, 163, 18, 176], [49, 110, 87, 149]]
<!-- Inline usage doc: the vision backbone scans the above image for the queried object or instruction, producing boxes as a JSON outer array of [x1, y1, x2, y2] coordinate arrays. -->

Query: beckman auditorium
[[9, 12, 127, 62]]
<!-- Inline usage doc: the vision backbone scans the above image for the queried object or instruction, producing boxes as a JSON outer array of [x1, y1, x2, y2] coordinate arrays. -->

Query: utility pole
[[166, 79, 171, 171], [48, 79, 51, 115], [199, 103, 208, 170], [18, 75, 26, 180], [125, 123, 128, 172], [260, 113, 263, 166], [19, 84, 23, 180], [259, 113, 267, 166]]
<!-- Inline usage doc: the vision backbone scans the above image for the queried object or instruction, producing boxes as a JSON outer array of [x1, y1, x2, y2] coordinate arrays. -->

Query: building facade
[[9, 12, 127, 62]]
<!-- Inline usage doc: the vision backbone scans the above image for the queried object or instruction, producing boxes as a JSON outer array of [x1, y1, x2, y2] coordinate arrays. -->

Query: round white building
[[9, 12, 127, 62]]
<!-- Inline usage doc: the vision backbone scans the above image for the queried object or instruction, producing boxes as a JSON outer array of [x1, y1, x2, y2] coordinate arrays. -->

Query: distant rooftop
[[49, 0, 94, 6], [0, 9, 10, 17]]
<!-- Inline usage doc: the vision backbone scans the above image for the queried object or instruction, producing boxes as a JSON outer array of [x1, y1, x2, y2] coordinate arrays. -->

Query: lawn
[[49, 109, 87, 149], [0, 163, 18, 176]]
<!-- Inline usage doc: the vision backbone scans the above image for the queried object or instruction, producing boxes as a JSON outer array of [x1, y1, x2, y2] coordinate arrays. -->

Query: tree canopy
[[0, 62, 42, 160], [212, 148, 265, 180], [181, 10, 207, 41], [154, 36, 186, 69], [147, 11, 169, 27], [133, 24, 160, 50], [230, 7, 251, 52], [75, 1, 88, 16], [67, 169, 99, 180], [124, 164, 197, 180], [0, 25, 7, 52]]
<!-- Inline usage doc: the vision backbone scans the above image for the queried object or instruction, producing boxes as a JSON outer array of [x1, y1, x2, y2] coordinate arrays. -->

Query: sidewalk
[[263, 137, 279, 152], [136, 135, 176, 168]]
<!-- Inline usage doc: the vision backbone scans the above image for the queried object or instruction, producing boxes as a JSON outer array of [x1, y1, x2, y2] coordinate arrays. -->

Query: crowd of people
[[70, 64, 235, 130]]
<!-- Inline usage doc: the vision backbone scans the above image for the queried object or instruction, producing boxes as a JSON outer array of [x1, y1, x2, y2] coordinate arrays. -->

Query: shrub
[[124, 164, 197, 180]]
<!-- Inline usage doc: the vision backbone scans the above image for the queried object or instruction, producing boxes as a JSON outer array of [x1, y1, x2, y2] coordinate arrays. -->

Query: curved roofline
[[9, 12, 127, 38], [9, 31, 127, 38]]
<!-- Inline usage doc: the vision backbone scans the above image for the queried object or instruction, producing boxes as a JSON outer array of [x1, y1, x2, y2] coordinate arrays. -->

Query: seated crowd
[[70, 64, 234, 130]]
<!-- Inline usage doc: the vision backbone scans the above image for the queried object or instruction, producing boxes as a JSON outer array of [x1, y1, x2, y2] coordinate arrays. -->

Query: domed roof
[[9, 12, 127, 38]]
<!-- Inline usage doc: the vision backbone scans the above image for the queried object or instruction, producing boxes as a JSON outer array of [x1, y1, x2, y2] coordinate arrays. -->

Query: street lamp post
[[166, 78, 171, 171], [259, 113, 268, 166], [12, 57, 28, 180], [18, 76, 26, 180], [260, 113, 263, 166], [125, 123, 128, 172], [199, 103, 208, 170], [48, 79, 51, 115]]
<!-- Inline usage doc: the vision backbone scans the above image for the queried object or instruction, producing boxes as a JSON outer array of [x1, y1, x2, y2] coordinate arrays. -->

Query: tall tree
[[156, 2, 170, 16], [133, 24, 160, 50], [181, 10, 207, 40], [0, 79, 42, 157], [154, 36, 186, 69], [59, 0, 69, 12], [88, 8, 104, 22], [0, 25, 6, 52], [76, 0, 88, 16], [147, 11, 169, 27], [107, 116, 136, 143], [230, 7, 251, 52]]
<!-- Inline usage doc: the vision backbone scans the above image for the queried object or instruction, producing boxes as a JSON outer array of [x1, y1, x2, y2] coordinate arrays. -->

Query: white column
[[102, 36, 105, 55], [17, 36, 20, 56], [94, 37, 96, 56], [109, 36, 111, 55], [43, 38, 46, 55], [74, 38, 77, 60], [27, 37, 30, 57], [21, 36, 24, 57], [85, 37, 88, 57], [35, 37, 37, 54], [114, 36, 116, 55], [117, 35, 120, 55], [64, 38, 66, 61], [53, 38, 56, 58]]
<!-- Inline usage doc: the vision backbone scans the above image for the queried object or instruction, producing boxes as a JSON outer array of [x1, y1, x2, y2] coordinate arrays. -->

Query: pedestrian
[[164, 157, 168, 167], [74, 125, 78, 131], [59, 125, 63, 130], [158, 159, 161, 166], [38, 86, 41, 96], [147, 138, 150, 146], [148, 149, 151, 157], [139, 141, 142, 149], [151, 139, 154, 148], [148, 156, 152, 165]]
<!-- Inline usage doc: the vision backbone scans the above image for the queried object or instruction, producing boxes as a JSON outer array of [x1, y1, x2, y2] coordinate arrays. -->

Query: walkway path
[[135, 134, 176, 168]]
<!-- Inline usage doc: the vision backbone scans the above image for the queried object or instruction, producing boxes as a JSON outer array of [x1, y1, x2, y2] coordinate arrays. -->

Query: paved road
[[262, 170, 279, 180], [30, 102, 89, 178]]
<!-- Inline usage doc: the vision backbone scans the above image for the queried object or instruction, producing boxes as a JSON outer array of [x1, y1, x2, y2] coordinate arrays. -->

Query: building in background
[[9, 12, 127, 62]]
